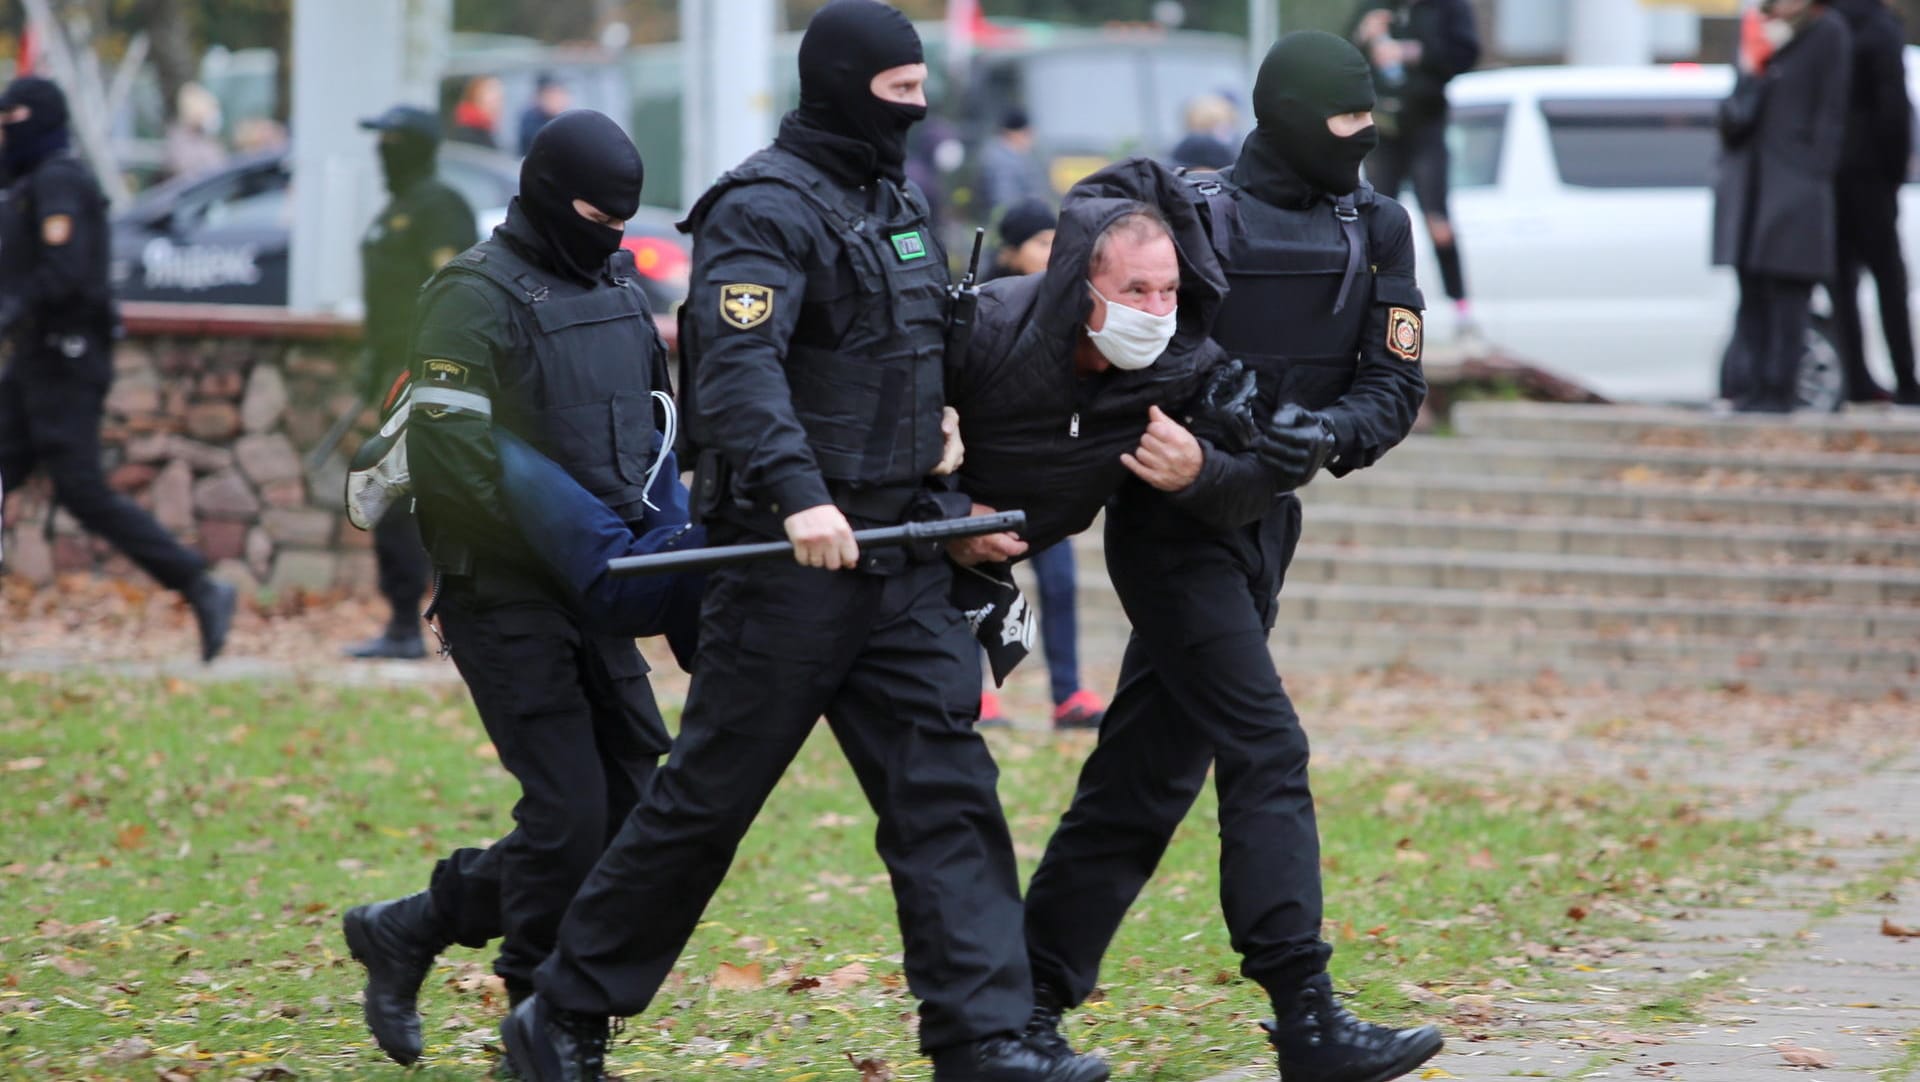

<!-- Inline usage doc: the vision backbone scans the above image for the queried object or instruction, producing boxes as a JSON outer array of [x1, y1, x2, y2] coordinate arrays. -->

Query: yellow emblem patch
[[720, 283, 773, 330], [1387, 307, 1422, 362], [423, 359, 470, 387], [41, 214, 72, 246], [389, 214, 411, 231], [429, 246, 459, 270]]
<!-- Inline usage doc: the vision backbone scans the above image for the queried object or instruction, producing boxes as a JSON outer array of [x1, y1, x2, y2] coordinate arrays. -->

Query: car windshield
[[1538, 97, 1720, 188]]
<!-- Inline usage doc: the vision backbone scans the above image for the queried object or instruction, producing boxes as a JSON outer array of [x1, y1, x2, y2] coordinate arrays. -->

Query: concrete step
[[1379, 435, 1920, 495], [1269, 648, 1920, 698], [1452, 401, 1920, 456], [1269, 624, 1920, 680], [1303, 506, 1920, 568], [1268, 582, 1920, 642], [1285, 545, 1920, 606], [1307, 472, 1920, 528]]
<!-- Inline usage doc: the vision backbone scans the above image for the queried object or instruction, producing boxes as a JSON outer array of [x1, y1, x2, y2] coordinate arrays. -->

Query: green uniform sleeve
[[408, 276, 516, 545]]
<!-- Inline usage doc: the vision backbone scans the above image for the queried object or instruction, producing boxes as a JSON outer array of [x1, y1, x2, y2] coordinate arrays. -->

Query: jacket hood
[[1009, 157, 1229, 369]]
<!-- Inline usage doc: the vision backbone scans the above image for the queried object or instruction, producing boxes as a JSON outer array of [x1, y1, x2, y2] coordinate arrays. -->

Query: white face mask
[[1086, 283, 1178, 371]]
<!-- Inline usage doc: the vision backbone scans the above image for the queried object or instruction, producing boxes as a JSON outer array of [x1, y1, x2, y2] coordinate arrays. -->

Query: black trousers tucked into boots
[[1025, 495, 1332, 1005], [534, 557, 1032, 1052], [371, 506, 431, 635], [426, 582, 670, 994], [0, 369, 206, 591]]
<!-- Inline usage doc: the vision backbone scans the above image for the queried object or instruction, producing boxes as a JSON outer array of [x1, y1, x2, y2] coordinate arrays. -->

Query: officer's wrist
[[767, 472, 834, 521]]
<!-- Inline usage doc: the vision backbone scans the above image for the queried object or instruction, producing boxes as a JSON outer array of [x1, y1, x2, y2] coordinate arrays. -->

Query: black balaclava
[[779, 0, 926, 184], [515, 110, 644, 283], [0, 77, 72, 178], [1236, 31, 1379, 204], [378, 131, 436, 196]]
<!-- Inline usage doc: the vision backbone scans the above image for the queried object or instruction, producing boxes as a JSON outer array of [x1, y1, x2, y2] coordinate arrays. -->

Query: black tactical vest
[[437, 239, 666, 522], [686, 148, 949, 494], [1189, 169, 1375, 414]]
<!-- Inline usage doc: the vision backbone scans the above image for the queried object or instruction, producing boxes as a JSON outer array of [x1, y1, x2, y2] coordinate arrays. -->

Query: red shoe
[[1052, 689, 1105, 730], [979, 690, 1013, 729]]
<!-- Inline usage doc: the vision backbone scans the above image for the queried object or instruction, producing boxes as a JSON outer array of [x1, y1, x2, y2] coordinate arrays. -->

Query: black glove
[[1256, 404, 1338, 491], [1186, 359, 1261, 451]]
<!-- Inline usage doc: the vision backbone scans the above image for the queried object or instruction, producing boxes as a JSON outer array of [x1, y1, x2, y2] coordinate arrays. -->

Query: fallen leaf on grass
[[1397, 982, 1445, 1005], [1881, 917, 1918, 938], [1465, 848, 1499, 870], [787, 975, 823, 994], [1773, 1040, 1834, 1069], [116, 824, 149, 850], [825, 962, 871, 990], [1419, 1069, 1456, 1079], [712, 961, 763, 991], [4, 757, 46, 773], [1448, 994, 1499, 1025], [104, 1037, 153, 1063], [1566, 905, 1589, 922], [51, 956, 94, 978], [845, 1052, 893, 1081]]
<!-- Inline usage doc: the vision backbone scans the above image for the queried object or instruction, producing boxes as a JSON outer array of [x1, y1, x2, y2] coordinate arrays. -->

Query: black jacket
[[360, 175, 476, 401], [949, 158, 1274, 551], [1832, 0, 1913, 184], [1352, 0, 1481, 126], [1712, 10, 1854, 278], [0, 152, 115, 384]]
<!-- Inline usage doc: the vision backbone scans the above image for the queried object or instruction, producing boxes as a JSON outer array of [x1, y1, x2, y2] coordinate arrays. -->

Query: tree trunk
[[142, 0, 195, 123]]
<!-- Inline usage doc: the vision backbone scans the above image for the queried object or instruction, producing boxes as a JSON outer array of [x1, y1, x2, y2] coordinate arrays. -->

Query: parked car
[[1407, 61, 1920, 406], [109, 143, 691, 317]]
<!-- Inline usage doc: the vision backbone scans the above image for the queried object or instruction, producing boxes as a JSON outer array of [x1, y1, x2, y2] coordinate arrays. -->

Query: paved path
[[1201, 726, 1920, 1082]]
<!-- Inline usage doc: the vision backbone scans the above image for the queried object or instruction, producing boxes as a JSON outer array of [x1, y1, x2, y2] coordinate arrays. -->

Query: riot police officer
[[503, 5, 1104, 1082], [340, 110, 675, 1068], [0, 76, 235, 661], [1021, 33, 1443, 1082], [344, 105, 476, 660]]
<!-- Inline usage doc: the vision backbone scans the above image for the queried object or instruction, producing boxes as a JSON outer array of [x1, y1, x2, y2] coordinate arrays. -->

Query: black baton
[[607, 511, 1028, 577]]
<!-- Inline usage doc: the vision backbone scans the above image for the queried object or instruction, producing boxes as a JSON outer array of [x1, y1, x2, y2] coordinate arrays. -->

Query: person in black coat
[[1712, 0, 1853, 413], [1829, 0, 1918, 404], [1351, 0, 1481, 333]]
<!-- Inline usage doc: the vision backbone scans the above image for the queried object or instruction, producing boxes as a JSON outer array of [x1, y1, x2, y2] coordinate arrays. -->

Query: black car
[[110, 144, 690, 316]]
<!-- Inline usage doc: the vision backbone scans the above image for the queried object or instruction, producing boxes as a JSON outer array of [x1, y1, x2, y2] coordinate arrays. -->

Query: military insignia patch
[[423, 359, 470, 386], [1387, 307, 1422, 362], [41, 215, 72, 246], [389, 214, 411, 231], [890, 230, 928, 261], [720, 283, 773, 330], [429, 247, 459, 269]]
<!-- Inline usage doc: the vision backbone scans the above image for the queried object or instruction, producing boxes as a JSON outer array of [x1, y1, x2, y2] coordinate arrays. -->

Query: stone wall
[[1, 304, 374, 597]]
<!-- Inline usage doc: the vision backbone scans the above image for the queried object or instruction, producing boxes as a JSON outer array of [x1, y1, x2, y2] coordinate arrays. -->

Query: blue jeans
[[1030, 541, 1082, 706]]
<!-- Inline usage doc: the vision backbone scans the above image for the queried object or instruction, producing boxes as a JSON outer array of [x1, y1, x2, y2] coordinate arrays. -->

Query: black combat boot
[[341, 892, 454, 1065], [930, 1033, 1109, 1082], [1021, 982, 1075, 1059], [1262, 974, 1443, 1082], [501, 993, 610, 1082], [491, 984, 534, 1080], [185, 576, 237, 663], [343, 628, 428, 660]]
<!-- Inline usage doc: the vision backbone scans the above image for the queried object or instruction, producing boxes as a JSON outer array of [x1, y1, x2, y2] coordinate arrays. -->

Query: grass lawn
[[0, 673, 1789, 1081]]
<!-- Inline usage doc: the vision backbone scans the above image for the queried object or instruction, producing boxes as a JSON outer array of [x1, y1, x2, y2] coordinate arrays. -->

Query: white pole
[[1567, 0, 1654, 66], [288, 0, 450, 313], [682, 0, 777, 203]]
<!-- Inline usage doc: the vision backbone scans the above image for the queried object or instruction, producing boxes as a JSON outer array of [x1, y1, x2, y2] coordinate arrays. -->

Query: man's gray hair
[[1089, 203, 1175, 277]]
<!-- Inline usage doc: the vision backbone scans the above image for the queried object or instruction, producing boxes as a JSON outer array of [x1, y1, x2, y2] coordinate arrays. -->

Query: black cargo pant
[[535, 556, 1032, 1052], [0, 366, 206, 591], [1024, 493, 1331, 1005], [371, 506, 430, 634], [426, 580, 670, 995], [1832, 175, 1919, 400], [1370, 116, 1468, 303]]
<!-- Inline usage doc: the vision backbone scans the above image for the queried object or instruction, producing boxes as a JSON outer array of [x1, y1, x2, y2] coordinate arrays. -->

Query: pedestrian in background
[[1351, 0, 1480, 343], [163, 82, 227, 181], [1712, 0, 1852, 413], [978, 107, 1052, 218], [448, 75, 504, 149], [0, 76, 236, 662], [975, 196, 1106, 732], [1169, 94, 1238, 172], [516, 74, 571, 157], [342, 105, 475, 661], [1828, 0, 1918, 405]]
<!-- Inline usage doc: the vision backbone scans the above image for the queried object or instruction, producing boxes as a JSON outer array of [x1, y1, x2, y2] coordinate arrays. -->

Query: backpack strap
[[1330, 191, 1367, 316], [1180, 172, 1240, 267]]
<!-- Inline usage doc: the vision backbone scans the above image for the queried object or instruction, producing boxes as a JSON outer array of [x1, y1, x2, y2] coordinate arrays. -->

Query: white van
[[1406, 60, 1920, 405]]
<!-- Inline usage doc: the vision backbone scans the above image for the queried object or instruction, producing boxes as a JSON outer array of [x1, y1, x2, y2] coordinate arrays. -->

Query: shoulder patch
[[1387, 308, 1422, 362], [429, 247, 459, 270], [719, 283, 773, 330], [422, 359, 471, 387], [41, 214, 72, 246]]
